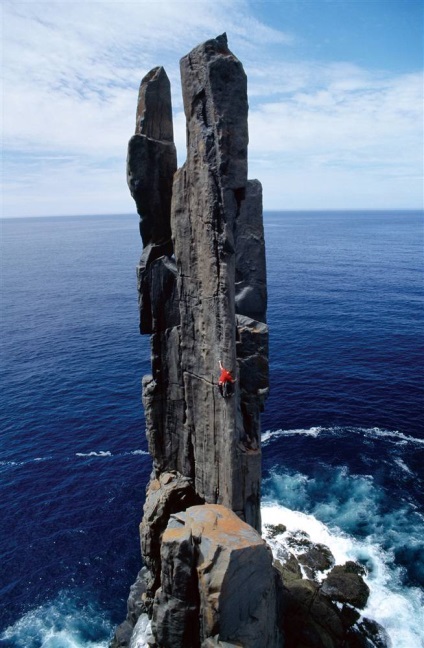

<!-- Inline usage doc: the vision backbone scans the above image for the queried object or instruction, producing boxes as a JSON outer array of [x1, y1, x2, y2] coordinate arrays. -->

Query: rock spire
[[117, 34, 278, 648], [111, 33, 390, 648]]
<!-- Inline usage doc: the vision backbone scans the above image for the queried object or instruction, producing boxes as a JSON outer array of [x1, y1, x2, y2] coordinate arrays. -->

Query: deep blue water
[[1, 211, 423, 647]]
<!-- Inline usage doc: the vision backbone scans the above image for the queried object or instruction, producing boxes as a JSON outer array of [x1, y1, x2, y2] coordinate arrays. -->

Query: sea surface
[[1, 210, 423, 647]]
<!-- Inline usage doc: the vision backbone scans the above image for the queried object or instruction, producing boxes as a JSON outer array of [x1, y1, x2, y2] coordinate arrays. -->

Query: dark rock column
[[171, 33, 267, 531], [127, 65, 176, 251], [114, 33, 272, 648]]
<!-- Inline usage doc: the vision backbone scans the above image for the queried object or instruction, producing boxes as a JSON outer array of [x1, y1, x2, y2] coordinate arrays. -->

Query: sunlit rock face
[[152, 505, 283, 648]]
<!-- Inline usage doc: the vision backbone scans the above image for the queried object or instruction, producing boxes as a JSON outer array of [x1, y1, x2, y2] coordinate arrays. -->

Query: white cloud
[[1, 0, 423, 216], [247, 67, 423, 208], [2, 1, 290, 153]]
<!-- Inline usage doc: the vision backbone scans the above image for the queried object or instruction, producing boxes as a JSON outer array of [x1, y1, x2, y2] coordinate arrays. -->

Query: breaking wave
[[261, 503, 424, 648], [262, 448, 424, 648], [261, 426, 424, 447], [75, 451, 112, 458], [0, 591, 112, 648]]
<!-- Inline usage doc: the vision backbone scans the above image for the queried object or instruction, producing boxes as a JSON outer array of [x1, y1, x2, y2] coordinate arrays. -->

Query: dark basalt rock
[[268, 530, 388, 648], [235, 180, 267, 323], [282, 578, 343, 648], [298, 543, 335, 579], [110, 567, 150, 648], [129, 34, 268, 540], [321, 563, 370, 609], [127, 66, 176, 249], [120, 37, 273, 647], [266, 523, 288, 538], [171, 33, 267, 533], [347, 618, 391, 648]]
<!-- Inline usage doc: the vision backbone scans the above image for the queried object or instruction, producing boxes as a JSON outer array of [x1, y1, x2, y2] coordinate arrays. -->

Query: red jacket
[[219, 367, 234, 384]]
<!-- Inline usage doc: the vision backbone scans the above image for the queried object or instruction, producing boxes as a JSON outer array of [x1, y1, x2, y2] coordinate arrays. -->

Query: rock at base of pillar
[[152, 504, 283, 648]]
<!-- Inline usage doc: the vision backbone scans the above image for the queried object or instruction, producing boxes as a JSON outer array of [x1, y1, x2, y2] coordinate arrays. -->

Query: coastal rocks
[[263, 524, 388, 648], [321, 562, 370, 609], [152, 504, 283, 648], [110, 568, 149, 648]]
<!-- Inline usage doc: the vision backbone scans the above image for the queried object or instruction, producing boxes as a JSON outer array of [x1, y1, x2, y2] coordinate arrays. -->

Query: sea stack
[[111, 34, 386, 648], [113, 34, 281, 647]]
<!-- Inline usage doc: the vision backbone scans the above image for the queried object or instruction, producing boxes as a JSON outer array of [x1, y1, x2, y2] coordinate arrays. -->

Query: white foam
[[261, 425, 424, 447], [262, 502, 424, 648], [262, 504, 356, 565], [261, 426, 322, 445], [394, 458, 413, 475], [0, 592, 111, 648], [129, 450, 149, 456], [367, 427, 424, 446], [75, 451, 112, 458], [0, 456, 53, 470]]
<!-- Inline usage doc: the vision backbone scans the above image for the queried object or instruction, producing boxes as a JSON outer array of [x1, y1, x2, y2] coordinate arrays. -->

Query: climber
[[218, 361, 237, 398]]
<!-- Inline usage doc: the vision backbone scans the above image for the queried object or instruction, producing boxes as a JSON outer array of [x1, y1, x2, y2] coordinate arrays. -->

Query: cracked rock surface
[[112, 34, 273, 648]]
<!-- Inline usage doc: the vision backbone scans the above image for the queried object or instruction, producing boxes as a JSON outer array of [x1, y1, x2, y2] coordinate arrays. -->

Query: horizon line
[[2, 207, 423, 220]]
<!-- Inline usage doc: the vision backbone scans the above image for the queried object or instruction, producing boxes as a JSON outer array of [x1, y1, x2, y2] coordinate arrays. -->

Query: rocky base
[[111, 520, 391, 648], [111, 568, 150, 648], [265, 524, 391, 648], [112, 504, 282, 648]]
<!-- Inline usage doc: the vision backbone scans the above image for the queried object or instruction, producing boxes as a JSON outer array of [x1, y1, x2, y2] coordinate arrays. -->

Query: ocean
[[1, 210, 423, 647]]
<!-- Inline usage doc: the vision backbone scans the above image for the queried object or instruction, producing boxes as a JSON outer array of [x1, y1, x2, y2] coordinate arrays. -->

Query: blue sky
[[1, 0, 423, 217]]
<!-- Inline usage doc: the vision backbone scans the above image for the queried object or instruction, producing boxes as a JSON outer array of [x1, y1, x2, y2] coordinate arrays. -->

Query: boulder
[[282, 578, 343, 648], [347, 617, 391, 648], [152, 504, 283, 648], [266, 523, 287, 538], [321, 563, 370, 609], [298, 543, 335, 578]]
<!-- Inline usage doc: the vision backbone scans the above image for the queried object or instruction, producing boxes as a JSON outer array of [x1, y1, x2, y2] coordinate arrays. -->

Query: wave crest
[[261, 426, 424, 447]]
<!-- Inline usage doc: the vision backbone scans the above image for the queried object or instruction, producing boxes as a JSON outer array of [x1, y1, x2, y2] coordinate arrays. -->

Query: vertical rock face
[[122, 33, 275, 647], [172, 33, 267, 532]]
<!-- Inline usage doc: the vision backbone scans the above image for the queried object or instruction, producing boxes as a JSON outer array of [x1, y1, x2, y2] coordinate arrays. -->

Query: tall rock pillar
[[171, 33, 267, 531], [118, 34, 276, 648]]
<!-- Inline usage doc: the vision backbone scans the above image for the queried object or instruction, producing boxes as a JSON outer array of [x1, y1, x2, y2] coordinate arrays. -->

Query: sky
[[1, 0, 423, 217]]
